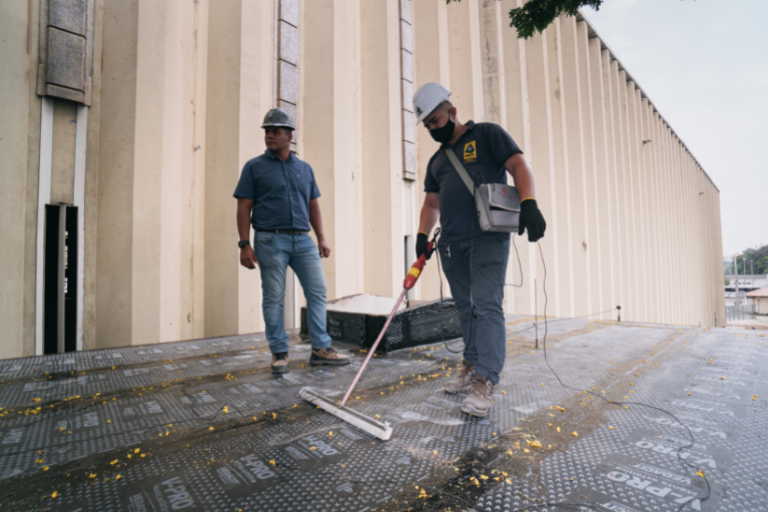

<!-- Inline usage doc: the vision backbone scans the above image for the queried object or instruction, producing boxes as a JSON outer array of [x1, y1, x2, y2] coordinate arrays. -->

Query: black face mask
[[429, 116, 455, 144]]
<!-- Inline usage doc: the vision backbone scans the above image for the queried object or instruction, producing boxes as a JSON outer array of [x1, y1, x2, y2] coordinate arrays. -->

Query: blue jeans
[[254, 232, 332, 354], [439, 235, 510, 385]]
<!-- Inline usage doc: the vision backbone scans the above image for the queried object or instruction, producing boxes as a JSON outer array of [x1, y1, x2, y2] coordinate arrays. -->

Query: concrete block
[[401, 49, 413, 82], [401, 19, 412, 52], [279, 60, 299, 105], [401, 78, 413, 113], [279, 20, 299, 65], [46, 27, 86, 92], [402, 110, 415, 142], [49, 0, 87, 36], [280, 0, 299, 27], [278, 100, 297, 127], [403, 140, 416, 177], [401, 0, 412, 24]]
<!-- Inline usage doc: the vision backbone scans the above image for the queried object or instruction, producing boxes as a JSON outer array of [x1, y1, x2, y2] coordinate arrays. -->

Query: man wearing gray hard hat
[[234, 108, 350, 373]]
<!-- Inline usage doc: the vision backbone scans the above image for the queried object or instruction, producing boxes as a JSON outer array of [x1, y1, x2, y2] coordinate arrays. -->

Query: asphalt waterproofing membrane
[[0, 316, 767, 511]]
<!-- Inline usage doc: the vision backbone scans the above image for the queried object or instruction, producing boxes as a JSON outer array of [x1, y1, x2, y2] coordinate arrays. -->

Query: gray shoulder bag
[[443, 147, 520, 233]]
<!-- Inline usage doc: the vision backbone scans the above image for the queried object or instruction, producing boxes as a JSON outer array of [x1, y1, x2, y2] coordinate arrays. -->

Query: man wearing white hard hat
[[414, 83, 546, 417]]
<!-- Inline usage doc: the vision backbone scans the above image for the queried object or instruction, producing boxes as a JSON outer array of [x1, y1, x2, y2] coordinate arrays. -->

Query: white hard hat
[[413, 82, 452, 124]]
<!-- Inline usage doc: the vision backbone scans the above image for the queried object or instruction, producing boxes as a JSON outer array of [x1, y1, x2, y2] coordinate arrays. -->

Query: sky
[[581, 0, 768, 257]]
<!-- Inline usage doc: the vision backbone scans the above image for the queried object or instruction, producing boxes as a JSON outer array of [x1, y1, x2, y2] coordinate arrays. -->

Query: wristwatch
[[238, 240, 250, 249]]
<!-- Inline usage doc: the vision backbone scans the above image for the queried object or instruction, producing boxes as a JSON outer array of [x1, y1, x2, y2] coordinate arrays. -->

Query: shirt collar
[[264, 149, 294, 162]]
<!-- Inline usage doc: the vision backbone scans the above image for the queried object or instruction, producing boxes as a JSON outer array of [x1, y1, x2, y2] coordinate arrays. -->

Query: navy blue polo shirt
[[424, 121, 522, 244], [233, 149, 321, 231]]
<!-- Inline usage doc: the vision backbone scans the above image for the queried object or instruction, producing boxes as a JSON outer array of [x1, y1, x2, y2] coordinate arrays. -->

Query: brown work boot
[[271, 352, 289, 374], [443, 359, 475, 394], [461, 374, 494, 417], [310, 347, 351, 366]]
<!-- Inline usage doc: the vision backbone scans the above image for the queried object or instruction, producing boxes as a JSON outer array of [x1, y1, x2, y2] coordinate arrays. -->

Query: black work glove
[[518, 199, 546, 242], [416, 232, 432, 260]]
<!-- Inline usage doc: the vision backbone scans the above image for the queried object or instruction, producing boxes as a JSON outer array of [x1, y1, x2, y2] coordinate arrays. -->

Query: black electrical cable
[[535, 242, 711, 512], [430, 174, 712, 511]]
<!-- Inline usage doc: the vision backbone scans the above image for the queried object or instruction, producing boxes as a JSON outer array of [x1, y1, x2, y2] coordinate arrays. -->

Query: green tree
[[445, 0, 699, 39], [756, 256, 768, 275], [724, 277, 730, 286], [446, 0, 604, 39]]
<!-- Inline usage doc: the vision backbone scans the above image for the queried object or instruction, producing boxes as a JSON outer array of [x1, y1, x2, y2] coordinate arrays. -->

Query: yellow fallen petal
[[696, 469, 705, 478], [116, 475, 122, 480], [43, 466, 49, 471], [209, 426, 215, 431], [51, 491, 58, 498], [556, 426, 561, 432], [89, 474, 96, 480], [572, 432, 578, 437], [110, 460, 118, 465], [310, 446, 317, 450], [609, 426, 614, 430]]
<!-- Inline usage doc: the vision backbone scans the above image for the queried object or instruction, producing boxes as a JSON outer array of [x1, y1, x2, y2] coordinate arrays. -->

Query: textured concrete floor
[[0, 316, 766, 511]]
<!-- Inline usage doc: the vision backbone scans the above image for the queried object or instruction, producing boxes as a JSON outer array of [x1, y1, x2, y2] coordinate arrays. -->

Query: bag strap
[[443, 146, 475, 197]]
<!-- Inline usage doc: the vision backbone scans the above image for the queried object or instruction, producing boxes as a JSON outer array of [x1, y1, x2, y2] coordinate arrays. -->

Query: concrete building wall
[[0, 0, 725, 356]]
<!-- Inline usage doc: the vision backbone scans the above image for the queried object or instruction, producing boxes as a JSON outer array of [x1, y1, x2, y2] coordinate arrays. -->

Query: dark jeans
[[439, 235, 510, 384]]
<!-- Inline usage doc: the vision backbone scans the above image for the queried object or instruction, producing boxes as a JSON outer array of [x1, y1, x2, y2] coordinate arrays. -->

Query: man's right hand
[[240, 246, 258, 269]]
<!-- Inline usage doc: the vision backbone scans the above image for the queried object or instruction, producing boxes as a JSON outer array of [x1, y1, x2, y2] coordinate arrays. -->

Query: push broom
[[299, 231, 440, 441]]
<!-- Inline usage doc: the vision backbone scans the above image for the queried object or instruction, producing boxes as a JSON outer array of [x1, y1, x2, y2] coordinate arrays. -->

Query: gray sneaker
[[461, 374, 493, 417], [443, 359, 475, 394]]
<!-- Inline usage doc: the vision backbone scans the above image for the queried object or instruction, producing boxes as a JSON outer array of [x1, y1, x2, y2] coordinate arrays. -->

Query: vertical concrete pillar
[[204, 0, 274, 337], [446, 0, 484, 121], [159, 0, 208, 342], [615, 69, 637, 321], [303, 0, 364, 301], [654, 110, 666, 322], [500, 0, 534, 316], [0, 1, 38, 357], [412, 0, 451, 302], [576, 23, 604, 319], [559, 16, 590, 318], [588, 38, 616, 318], [602, 51, 625, 317], [624, 82, 648, 321], [547, 20, 576, 318], [641, 99, 662, 323], [95, 0, 164, 347], [361, 0, 404, 298], [525, 30, 562, 317]]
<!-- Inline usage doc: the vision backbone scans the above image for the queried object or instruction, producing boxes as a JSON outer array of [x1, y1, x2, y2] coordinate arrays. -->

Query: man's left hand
[[519, 199, 546, 242], [318, 239, 331, 258]]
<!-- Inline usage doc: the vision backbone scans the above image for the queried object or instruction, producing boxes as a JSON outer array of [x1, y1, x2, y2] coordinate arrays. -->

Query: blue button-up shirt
[[233, 150, 321, 231]]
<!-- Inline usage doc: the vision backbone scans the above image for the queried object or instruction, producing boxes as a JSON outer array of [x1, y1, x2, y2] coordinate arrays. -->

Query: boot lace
[[469, 379, 489, 399]]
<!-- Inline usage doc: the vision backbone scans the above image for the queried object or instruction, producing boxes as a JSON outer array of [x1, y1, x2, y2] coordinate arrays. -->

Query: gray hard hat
[[261, 108, 295, 130]]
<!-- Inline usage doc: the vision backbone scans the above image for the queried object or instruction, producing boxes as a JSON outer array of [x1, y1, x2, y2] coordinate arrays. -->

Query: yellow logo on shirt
[[463, 141, 477, 163]]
